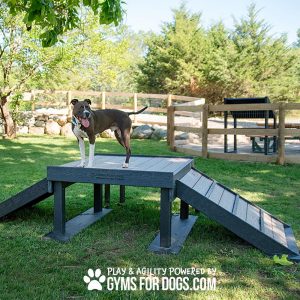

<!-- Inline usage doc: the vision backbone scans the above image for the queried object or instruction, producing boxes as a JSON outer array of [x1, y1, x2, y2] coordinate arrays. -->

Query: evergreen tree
[[137, 4, 207, 96], [231, 4, 296, 100]]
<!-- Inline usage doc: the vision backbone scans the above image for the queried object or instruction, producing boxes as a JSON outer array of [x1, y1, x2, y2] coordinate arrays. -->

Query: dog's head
[[71, 99, 92, 128]]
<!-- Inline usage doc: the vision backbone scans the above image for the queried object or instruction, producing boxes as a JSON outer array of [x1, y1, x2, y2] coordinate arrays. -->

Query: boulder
[[60, 123, 73, 137], [29, 126, 45, 135], [175, 131, 189, 140], [131, 125, 153, 139], [100, 130, 114, 138], [35, 114, 49, 122], [17, 126, 29, 134], [45, 120, 61, 135], [151, 128, 167, 140], [56, 115, 68, 126], [19, 112, 35, 126], [34, 120, 46, 127], [175, 132, 200, 141], [152, 124, 167, 131]]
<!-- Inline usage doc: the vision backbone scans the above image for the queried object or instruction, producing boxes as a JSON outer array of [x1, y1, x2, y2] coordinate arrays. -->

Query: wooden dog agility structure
[[0, 154, 299, 261]]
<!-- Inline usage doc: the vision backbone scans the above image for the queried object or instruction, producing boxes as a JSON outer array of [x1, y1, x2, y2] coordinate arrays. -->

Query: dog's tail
[[127, 106, 148, 115]]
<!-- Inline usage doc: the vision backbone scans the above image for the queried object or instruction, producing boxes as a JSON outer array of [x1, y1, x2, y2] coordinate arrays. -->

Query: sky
[[124, 0, 299, 45]]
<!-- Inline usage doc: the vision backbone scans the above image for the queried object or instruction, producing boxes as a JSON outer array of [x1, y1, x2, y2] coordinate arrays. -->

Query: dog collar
[[72, 116, 81, 128]]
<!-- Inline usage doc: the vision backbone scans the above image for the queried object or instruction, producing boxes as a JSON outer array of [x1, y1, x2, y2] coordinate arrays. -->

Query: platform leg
[[160, 188, 173, 248], [180, 200, 189, 220], [53, 181, 65, 236], [105, 184, 110, 208], [94, 184, 103, 213], [120, 185, 125, 204]]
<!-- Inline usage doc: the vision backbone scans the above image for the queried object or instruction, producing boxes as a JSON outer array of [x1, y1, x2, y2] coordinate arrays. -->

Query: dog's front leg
[[87, 143, 95, 168], [78, 138, 86, 167], [87, 135, 95, 168]]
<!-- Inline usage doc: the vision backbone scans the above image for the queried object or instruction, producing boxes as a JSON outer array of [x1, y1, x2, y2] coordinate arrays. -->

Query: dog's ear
[[71, 99, 79, 105], [84, 99, 91, 105]]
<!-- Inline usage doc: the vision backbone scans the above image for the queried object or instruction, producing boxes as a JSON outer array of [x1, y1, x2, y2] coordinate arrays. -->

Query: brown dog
[[71, 99, 147, 168]]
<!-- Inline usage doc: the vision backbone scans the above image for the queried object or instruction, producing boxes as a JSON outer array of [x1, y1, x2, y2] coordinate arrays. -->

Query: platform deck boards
[[47, 155, 194, 188]]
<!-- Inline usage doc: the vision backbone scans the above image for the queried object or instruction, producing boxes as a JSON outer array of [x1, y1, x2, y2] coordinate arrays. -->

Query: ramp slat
[[180, 169, 202, 188], [246, 205, 260, 230], [219, 190, 235, 212], [234, 198, 248, 221], [193, 176, 213, 195], [208, 185, 224, 204], [272, 218, 287, 247], [261, 211, 273, 238]]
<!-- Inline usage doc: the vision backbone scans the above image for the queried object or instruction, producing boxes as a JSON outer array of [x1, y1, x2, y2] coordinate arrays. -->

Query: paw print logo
[[83, 269, 106, 291]]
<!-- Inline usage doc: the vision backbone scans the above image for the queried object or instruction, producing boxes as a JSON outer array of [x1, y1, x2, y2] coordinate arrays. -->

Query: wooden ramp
[[176, 169, 300, 261], [0, 178, 53, 218]]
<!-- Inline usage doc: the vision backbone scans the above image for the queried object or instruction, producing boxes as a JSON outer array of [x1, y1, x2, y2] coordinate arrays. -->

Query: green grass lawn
[[0, 135, 299, 300]]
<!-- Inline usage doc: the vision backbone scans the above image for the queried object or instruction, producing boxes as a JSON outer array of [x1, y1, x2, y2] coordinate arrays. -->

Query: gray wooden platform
[[46, 154, 195, 253]]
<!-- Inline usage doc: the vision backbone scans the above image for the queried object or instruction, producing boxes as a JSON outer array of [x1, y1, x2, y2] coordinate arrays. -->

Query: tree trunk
[[0, 96, 16, 139]]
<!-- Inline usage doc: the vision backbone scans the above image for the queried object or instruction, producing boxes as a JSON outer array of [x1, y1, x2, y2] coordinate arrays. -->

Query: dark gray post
[[264, 111, 269, 155], [224, 111, 228, 153], [105, 184, 110, 208], [233, 117, 237, 152], [160, 188, 173, 248], [53, 181, 65, 236], [273, 115, 277, 152], [180, 200, 189, 220], [94, 184, 103, 213], [120, 185, 125, 203]]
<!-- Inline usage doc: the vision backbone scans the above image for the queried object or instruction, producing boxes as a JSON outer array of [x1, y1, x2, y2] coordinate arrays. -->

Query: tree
[[136, 5, 207, 96], [0, 3, 63, 138], [137, 3, 298, 104], [231, 4, 296, 101], [4, 0, 125, 47], [31, 13, 145, 92]]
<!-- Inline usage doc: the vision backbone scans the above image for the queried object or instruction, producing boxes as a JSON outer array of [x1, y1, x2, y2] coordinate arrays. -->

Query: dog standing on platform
[[71, 99, 147, 168]]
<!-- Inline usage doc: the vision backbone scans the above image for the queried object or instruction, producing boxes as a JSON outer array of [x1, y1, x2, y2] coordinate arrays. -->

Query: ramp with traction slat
[[176, 168, 300, 261], [0, 178, 53, 218]]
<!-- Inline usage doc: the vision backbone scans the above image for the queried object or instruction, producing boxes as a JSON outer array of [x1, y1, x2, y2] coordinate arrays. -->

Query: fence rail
[[168, 102, 300, 165], [15, 90, 204, 126]]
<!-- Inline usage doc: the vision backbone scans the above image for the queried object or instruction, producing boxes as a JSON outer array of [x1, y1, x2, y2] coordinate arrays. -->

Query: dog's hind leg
[[114, 129, 125, 147], [121, 129, 131, 168]]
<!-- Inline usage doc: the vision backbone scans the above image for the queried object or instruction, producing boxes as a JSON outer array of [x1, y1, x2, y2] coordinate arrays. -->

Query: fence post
[[201, 104, 208, 158], [66, 91, 72, 116], [133, 93, 138, 124], [102, 91, 106, 109], [31, 90, 35, 111], [167, 94, 172, 107], [277, 103, 286, 165], [167, 106, 175, 149]]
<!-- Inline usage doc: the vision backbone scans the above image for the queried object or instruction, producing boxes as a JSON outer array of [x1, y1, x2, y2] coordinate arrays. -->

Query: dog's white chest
[[73, 126, 88, 139]]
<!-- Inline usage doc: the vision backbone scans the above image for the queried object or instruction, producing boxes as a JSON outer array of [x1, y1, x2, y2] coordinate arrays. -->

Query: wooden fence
[[20, 90, 204, 126], [167, 103, 300, 165]]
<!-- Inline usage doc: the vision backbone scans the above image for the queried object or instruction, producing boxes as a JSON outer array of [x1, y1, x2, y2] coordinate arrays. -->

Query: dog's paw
[[87, 163, 93, 168], [122, 163, 129, 168], [77, 162, 85, 167]]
